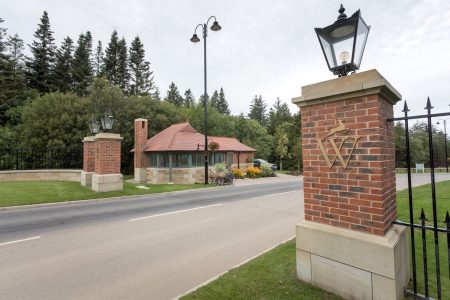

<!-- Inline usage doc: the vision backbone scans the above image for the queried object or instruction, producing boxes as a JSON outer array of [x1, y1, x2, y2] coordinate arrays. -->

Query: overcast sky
[[2, 0, 450, 120]]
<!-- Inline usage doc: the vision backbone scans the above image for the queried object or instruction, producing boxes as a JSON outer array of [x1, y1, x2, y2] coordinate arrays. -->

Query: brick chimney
[[134, 118, 148, 183]]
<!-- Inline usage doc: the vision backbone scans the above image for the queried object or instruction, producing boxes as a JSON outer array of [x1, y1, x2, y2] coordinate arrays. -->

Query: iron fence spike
[[425, 97, 434, 111], [420, 208, 426, 221], [402, 101, 410, 113]]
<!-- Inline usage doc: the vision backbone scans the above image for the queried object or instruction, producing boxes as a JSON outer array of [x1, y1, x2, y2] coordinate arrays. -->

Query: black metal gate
[[389, 98, 450, 299]]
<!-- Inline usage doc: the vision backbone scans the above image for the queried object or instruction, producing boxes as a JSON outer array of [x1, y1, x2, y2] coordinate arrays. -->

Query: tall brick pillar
[[134, 118, 148, 183], [81, 136, 95, 187], [292, 70, 409, 300], [92, 133, 123, 192]]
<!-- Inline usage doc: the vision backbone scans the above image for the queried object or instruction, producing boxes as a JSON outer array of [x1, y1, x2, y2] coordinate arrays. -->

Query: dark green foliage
[[94, 40, 103, 76], [198, 93, 209, 107], [217, 87, 230, 115], [183, 89, 195, 107], [165, 82, 183, 106], [210, 90, 219, 110], [72, 33, 93, 96], [54, 36, 74, 93], [129, 36, 154, 95], [248, 95, 267, 126], [0, 19, 27, 126], [25, 11, 56, 93], [267, 97, 292, 135], [116, 38, 129, 92], [103, 30, 119, 85]]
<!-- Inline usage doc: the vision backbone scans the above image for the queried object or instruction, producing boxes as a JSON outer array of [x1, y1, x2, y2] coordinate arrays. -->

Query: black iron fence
[[389, 98, 450, 300], [0, 147, 83, 170]]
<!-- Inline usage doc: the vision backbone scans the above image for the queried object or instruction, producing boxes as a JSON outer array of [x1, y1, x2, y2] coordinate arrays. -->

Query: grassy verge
[[0, 181, 214, 207], [397, 180, 450, 299], [181, 239, 340, 300]]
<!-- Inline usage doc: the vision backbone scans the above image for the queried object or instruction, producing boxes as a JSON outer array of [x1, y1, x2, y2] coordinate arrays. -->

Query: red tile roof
[[143, 122, 256, 152]]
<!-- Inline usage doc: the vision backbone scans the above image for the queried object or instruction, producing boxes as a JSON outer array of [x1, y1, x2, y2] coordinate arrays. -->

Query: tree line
[[0, 11, 303, 174]]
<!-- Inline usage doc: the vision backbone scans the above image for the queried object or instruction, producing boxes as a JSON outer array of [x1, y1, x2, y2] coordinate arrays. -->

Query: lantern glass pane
[[332, 37, 354, 67], [318, 34, 336, 68], [353, 17, 370, 67]]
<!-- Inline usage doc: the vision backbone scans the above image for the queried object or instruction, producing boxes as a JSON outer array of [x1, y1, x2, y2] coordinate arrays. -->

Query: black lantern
[[315, 4, 370, 77], [88, 120, 101, 134], [100, 112, 114, 131]]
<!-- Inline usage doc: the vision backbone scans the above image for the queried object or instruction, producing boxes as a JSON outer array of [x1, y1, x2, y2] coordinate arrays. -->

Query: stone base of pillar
[[92, 174, 123, 192], [134, 168, 147, 183], [296, 221, 409, 300], [80, 171, 94, 188]]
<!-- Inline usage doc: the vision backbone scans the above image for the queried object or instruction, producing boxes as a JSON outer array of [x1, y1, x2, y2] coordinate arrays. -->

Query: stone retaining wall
[[0, 169, 82, 182]]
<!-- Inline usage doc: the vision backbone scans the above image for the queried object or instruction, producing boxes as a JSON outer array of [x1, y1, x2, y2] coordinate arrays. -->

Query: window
[[212, 152, 225, 165], [149, 153, 158, 167], [192, 152, 204, 167], [173, 153, 189, 168], [159, 153, 169, 168]]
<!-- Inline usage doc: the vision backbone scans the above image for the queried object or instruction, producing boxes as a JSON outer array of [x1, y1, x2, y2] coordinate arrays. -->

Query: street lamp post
[[190, 16, 222, 184], [437, 119, 449, 172]]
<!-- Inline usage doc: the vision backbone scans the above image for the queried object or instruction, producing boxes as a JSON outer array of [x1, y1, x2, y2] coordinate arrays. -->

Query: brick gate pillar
[[292, 70, 409, 300], [81, 136, 95, 187], [92, 133, 123, 192], [134, 118, 148, 183]]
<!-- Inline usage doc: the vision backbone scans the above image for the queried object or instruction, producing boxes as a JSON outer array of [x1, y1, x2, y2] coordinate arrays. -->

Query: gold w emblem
[[316, 119, 360, 169]]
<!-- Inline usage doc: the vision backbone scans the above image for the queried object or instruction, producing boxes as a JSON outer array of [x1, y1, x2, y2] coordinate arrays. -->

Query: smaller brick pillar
[[80, 136, 95, 187], [292, 70, 409, 300], [134, 118, 148, 183], [92, 133, 123, 192]]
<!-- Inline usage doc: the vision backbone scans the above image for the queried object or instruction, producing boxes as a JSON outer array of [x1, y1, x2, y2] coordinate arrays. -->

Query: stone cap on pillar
[[94, 133, 123, 141], [82, 136, 95, 143], [292, 69, 401, 108]]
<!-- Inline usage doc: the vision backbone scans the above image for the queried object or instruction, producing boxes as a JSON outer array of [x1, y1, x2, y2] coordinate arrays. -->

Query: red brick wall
[[134, 119, 148, 168], [83, 140, 95, 172], [301, 94, 396, 236], [233, 152, 254, 166], [95, 139, 121, 174]]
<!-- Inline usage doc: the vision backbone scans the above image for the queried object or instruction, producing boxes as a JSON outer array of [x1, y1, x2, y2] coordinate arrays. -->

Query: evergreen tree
[[54, 36, 74, 93], [210, 90, 219, 109], [267, 97, 292, 135], [25, 11, 56, 93], [183, 89, 195, 107], [165, 82, 183, 106], [129, 36, 155, 95], [94, 40, 103, 76], [152, 86, 161, 100], [248, 95, 267, 126], [103, 30, 119, 85], [0, 19, 26, 125], [116, 37, 129, 93], [198, 93, 209, 107], [217, 87, 230, 114], [7, 33, 25, 72], [72, 33, 93, 96]]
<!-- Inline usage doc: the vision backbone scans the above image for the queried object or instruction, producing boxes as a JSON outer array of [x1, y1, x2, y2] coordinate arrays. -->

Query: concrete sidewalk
[[233, 173, 302, 186]]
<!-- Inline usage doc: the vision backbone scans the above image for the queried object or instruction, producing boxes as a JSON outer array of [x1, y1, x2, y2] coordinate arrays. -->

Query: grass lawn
[[0, 181, 214, 207], [397, 180, 450, 299], [181, 239, 340, 300]]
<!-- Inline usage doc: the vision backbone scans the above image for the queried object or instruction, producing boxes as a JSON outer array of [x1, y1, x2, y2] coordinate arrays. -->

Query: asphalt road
[[1, 173, 449, 300]]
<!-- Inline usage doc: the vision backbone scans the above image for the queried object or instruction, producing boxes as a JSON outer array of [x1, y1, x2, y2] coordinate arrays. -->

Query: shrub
[[214, 162, 229, 174], [245, 166, 262, 178], [231, 168, 245, 179], [260, 165, 276, 177]]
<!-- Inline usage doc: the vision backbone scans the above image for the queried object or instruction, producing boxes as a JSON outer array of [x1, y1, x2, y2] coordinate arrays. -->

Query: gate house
[[133, 119, 256, 184]]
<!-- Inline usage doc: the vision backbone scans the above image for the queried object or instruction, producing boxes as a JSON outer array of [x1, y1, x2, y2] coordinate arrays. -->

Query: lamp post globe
[[315, 4, 370, 77]]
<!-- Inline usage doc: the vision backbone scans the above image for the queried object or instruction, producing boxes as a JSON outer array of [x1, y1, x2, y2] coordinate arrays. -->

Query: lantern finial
[[337, 4, 347, 20]]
